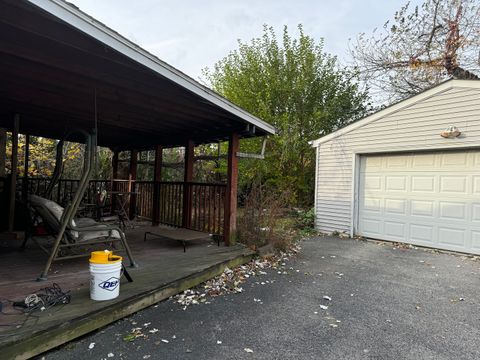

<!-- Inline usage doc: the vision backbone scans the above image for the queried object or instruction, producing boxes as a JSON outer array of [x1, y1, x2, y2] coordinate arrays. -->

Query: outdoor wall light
[[440, 125, 461, 138]]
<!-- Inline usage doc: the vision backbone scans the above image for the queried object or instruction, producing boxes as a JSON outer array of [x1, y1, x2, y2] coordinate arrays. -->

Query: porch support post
[[0, 128, 6, 178], [182, 140, 194, 228], [22, 134, 29, 201], [8, 114, 20, 232], [128, 149, 138, 219], [224, 133, 239, 246], [152, 144, 163, 225], [110, 150, 119, 213], [112, 150, 119, 179]]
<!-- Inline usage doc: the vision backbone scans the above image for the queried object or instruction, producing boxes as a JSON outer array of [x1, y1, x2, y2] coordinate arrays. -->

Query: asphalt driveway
[[44, 236, 480, 360]]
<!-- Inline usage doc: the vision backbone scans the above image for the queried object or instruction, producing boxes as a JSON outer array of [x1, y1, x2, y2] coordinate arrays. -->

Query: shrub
[[236, 182, 294, 251]]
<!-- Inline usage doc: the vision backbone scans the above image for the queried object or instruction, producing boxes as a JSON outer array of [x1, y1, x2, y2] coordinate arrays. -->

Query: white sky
[[68, 0, 422, 81]]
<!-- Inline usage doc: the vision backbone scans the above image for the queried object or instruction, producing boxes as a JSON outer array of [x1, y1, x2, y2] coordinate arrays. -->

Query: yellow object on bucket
[[89, 250, 122, 264]]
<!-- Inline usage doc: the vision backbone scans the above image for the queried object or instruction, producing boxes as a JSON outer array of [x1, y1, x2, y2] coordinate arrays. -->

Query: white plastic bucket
[[89, 251, 122, 301]]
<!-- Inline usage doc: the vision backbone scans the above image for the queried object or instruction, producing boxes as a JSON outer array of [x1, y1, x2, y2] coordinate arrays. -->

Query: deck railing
[[18, 177, 226, 235], [189, 182, 226, 235]]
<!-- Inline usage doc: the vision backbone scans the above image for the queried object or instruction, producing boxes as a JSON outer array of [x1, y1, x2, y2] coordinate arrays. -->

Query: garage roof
[[0, 0, 275, 149], [311, 79, 480, 148]]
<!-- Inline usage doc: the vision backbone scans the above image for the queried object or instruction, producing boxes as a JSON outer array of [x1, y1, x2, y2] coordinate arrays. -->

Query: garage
[[311, 79, 480, 254], [358, 151, 480, 254]]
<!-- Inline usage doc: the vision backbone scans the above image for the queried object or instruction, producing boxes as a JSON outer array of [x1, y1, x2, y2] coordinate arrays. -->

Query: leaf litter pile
[[172, 243, 301, 309]]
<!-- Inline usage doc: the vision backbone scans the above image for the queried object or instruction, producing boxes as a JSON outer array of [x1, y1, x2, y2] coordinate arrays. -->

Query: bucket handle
[[109, 255, 122, 262]]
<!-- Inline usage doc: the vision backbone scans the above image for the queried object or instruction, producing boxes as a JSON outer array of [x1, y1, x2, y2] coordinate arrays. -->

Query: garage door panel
[[385, 198, 407, 215], [473, 177, 480, 193], [410, 224, 434, 243], [364, 156, 382, 169], [358, 150, 480, 254], [411, 176, 435, 192], [386, 156, 408, 168], [364, 176, 382, 190], [384, 221, 405, 238], [386, 176, 407, 191], [439, 201, 466, 220], [439, 176, 467, 193], [412, 154, 436, 167], [471, 231, 480, 249], [411, 200, 435, 217], [438, 227, 466, 247], [472, 204, 480, 222], [362, 218, 382, 235], [441, 152, 468, 166], [363, 197, 382, 212]]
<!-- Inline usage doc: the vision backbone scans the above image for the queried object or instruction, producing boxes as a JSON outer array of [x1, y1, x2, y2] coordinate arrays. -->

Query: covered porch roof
[[0, 0, 274, 149]]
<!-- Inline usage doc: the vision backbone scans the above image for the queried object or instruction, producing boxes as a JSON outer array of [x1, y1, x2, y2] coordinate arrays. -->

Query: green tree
[[203, 25, 370, 205], [351, 0, 480, 103]]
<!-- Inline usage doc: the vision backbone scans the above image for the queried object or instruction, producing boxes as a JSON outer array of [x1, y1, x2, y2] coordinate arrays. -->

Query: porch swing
[[22, 129, 137, 281]]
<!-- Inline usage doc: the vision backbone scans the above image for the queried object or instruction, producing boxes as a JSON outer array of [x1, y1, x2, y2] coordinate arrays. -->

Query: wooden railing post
[[128, 149, 138, 219], [224, 133, 239, 246], [110, 150, 119, 213], [8, 114, 20, 232], [152, 145, 163, 225], [22, 134, 29, 201], [0, 127, 6, 178], [182, 140, 194, 228]]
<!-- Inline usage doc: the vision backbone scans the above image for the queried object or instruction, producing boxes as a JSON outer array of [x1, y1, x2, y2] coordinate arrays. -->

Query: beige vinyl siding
[[315, 86, 480, 234]]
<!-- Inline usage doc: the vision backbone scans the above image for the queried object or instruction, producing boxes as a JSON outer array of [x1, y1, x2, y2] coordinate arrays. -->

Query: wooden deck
[[0, 225, 254, 360]]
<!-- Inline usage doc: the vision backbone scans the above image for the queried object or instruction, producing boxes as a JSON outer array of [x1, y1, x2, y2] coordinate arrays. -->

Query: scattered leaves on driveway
[[172, 243, 301, 308]]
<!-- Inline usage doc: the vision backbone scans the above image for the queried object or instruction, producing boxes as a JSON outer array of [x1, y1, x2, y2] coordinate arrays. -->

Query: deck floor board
[[0, 224, 253, 358]]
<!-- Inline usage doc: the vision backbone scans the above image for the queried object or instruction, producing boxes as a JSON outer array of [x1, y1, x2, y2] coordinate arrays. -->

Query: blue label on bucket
[[98, 277, 120, 291]]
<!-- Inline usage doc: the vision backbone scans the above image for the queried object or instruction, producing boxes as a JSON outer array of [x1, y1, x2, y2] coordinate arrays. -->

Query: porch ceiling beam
[[0, 75, 232, 133], [0, 53, 235, 128], [0, 105, 245, 149]]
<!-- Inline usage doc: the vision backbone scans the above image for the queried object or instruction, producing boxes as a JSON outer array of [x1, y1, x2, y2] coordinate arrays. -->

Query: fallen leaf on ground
[[172, 244, 301, 308]]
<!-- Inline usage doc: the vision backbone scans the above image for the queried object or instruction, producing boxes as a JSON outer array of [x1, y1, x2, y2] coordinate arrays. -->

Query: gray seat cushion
[[29, 195, 121, 241]]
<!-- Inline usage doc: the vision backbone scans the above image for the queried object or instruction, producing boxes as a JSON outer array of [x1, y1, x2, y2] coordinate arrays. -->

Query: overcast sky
[[69, 0, 422, 81]]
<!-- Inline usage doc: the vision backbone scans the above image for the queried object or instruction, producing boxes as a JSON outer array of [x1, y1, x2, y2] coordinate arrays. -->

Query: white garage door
[[358, 150, 480, 254]]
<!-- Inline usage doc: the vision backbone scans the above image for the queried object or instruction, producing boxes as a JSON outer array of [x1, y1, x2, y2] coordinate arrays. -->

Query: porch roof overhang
[[0, 0, 275, 149]]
